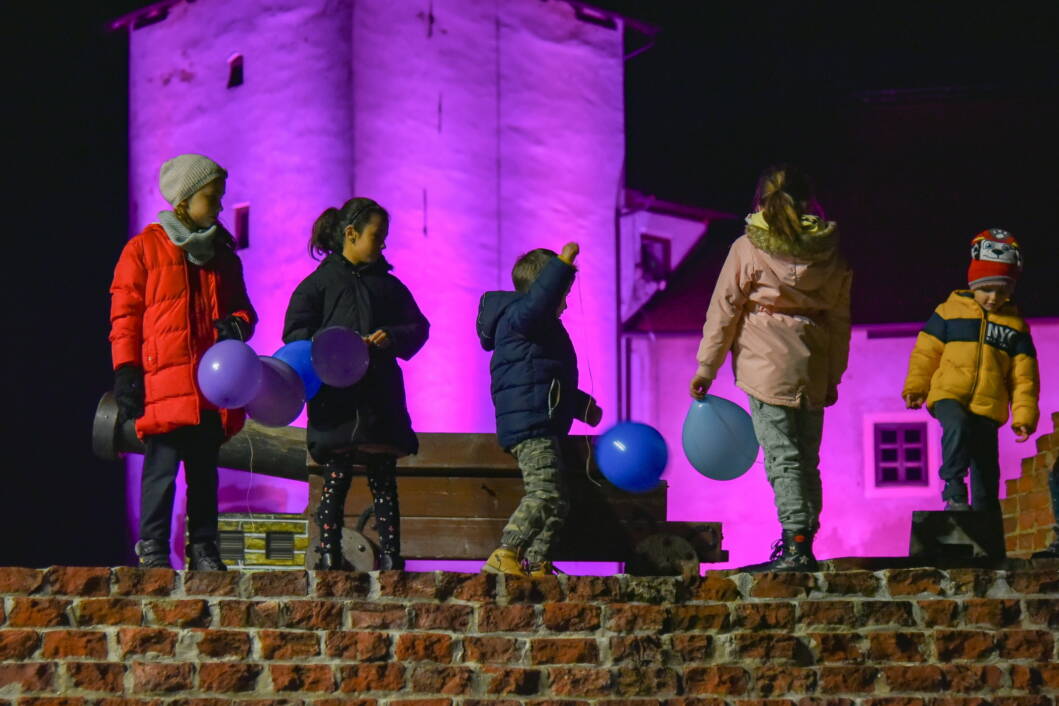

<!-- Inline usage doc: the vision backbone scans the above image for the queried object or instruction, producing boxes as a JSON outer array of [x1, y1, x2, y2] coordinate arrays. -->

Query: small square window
[[905, 447, 922, 462], [881, 429, 898, 444], [904, 428, 921, 443], [874, 422, 929, 487], [227, 54, 244, 88], [906, 466, 923, 481], [232, 204, 249, 250], [881, 467, 898, 482]]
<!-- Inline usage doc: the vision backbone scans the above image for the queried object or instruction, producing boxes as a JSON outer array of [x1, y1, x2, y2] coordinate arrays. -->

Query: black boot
[[740, 529, 818, 573], [186, 540, 227, 571], [135, 539, 171, 569], [313, 544, 354, 571]]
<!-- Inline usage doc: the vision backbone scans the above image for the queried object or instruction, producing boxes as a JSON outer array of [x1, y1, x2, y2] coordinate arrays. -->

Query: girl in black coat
[[283, 198, 429, 570]]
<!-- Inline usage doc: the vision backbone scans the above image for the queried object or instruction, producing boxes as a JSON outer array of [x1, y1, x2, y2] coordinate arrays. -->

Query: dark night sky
[[3, 0, 1057, 566]]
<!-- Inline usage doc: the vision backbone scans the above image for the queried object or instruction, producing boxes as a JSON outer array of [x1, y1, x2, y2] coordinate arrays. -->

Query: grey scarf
[[158, 210, 217, 265]]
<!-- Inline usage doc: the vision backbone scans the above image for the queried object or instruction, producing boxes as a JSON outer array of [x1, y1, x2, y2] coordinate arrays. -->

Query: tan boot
[[526, 560, 563, 578], [481, 547, 527, 577]]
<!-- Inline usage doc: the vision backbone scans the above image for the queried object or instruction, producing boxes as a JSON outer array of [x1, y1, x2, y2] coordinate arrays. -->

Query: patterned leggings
[[316, 454, 400, 557]]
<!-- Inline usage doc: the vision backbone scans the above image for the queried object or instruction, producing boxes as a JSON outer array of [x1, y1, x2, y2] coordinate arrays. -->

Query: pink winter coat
[[695, 212, 852, 409]]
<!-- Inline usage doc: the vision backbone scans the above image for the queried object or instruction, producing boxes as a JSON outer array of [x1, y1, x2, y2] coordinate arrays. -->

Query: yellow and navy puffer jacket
[[903, 290, 1040, 431]]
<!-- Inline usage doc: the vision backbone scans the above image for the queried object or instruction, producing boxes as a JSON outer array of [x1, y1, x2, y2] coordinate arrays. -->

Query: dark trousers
[[140, 411, 224, 544], [932, 399, 1001, 510], [316, 453, 400, 557]]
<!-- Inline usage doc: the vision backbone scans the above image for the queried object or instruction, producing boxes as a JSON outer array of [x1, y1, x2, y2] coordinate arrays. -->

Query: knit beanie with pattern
[[968, 228, 1022, 289], [159, 154, 227, 207]]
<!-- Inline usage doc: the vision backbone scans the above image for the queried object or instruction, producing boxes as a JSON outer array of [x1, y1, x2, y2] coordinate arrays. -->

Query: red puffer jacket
[[110, 223, 257, 439]]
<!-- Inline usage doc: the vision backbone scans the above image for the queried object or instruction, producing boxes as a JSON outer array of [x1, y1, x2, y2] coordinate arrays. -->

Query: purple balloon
[[197, 340, 263, 408], [311, 326, 370, 387], [246, 356, 305, 427]]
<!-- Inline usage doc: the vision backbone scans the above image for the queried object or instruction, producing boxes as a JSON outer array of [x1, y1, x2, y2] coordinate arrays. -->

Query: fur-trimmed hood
[[745, 210, 838, 261]]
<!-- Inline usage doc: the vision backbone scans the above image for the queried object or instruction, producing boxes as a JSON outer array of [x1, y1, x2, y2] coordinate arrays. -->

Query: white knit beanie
[[159, 154, 228, 207]]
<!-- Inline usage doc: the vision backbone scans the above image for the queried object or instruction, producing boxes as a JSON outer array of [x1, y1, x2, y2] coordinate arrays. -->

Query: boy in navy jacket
[[476, 242, 602, 576]]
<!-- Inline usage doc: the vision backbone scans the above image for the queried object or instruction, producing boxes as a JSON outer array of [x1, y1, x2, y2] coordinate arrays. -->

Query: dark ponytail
[[753, 164, 815, 242], [309, 197, 389, 259]]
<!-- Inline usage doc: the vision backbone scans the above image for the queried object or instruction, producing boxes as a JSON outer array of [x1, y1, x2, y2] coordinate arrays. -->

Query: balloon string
[[575, 273, 601, 487], [245, 432, 258, 534]]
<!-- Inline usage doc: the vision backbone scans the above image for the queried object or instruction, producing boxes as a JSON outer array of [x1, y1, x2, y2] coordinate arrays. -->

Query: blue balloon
[[594, 421, 668, 493], [273, 340, 322, 400], [682, 395, 759, 480]]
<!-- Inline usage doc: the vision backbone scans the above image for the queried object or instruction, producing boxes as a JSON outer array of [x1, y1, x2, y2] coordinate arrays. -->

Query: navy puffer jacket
[[477, 257, 591, 450]]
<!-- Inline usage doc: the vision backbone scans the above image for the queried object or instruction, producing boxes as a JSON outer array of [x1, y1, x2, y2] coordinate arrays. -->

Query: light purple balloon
[[246, 356, 305, 427], [311, 326, 370, 388], [197, 340, 263, 408]]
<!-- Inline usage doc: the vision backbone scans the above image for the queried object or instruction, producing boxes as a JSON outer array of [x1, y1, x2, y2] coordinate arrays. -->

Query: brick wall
[[1, 566, 1057, 704], [1003, 412, 1059, 557]]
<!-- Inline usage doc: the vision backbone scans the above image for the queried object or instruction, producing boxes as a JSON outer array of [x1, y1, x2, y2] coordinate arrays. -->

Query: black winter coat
[[283, 254, 429, 462], [477, 257, 591, 450]]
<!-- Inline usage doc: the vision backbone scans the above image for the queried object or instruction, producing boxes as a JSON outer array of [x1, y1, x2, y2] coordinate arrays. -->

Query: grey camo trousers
[[749, 397, 825, 534], [500, 436, 569, 563]]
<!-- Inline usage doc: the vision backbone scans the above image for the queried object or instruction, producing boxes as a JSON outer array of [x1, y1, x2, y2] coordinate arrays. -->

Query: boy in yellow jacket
[[903, 229, 1039, 511]]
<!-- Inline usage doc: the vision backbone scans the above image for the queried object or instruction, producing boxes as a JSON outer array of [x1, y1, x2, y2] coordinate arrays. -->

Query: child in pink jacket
[[690, 165, 852, 572]]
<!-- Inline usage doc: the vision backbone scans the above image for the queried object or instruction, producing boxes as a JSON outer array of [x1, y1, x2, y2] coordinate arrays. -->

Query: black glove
[[214, 315, 251, 342], [114, 365, 145, 423]]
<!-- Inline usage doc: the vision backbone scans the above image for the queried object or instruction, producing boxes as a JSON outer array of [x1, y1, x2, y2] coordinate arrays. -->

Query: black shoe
[[376, 554, 405, 571], [136, 539, 172, 568], [740, 529, 818, 573], [1031, 538, 1059, 559], [186, 541, 228, 571], [313, 545, 354, 571]]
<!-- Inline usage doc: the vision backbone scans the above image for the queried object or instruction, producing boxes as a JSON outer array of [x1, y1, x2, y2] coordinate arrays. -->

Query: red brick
[[0, 567, 44, 593], [0, 662, 56, 691], [479, 605, 537, 632], [1006, 569, 1059, 594], [194, 629, 252, 658], [963, 599, 1021, 626], [749, 573, 816, 599], [270, 664, 334, 692], [259, 629, 322, 659], [504, 576, 564, 603], [941, 665, 1004, 692], [45, 567, 111, 597], [860, 601, 915, 626], [1010, 664, 1059, 690], [249, 571, 308, 597], [183, 571, 241, 596], [935, 630, 996, 661], [667, 634, 711, 663], [117, 627, 177, 658], [76, 598, 143, 625], [198, 662, 262, 692], [947, 569, 998, 597], [867, 633, 927, 662], [608, 603, 669, 632], [410, 665, 475, 695], [882, 666, 944, 692], [687, 574, 741, 602], [217, 600, 283, 628], [812, 633, 863, 663], [684, 666, 749, 695], [0, 630, 41, 659], [885, 569, 945, 596], [735, 602, 796, 630], [669, 605, 729, 632], [798, 601, 855, 628], [12, 699, 89, 706], [378, 571, 440, 599], [84, 700, 162, 706], [339, 664, 406, 692], [131, 662, 194, 693], [482, 666, 541, 695], [65, 662, 124, 692], [623, 576, 683, 604], [7, 597, 70, 627], [818, 666, 878, 693], [822, 571, 880, 596], [612, 635, 666, 663], [530, 638, 598, 664], [112, 567, 176, 596], [348, 602, 409, 629], [917, 600, 959, 627], [324, 630, 388, 660], [386, 702, 451, 706], [463, 636, 519, 664], [41, 630, 108, 658], [314, 570, 370, 598], [148, 599, 210, 627], [614, 666, 680, 697], [287, 600, 343, 629], [996, 630, 1054, 660], [396, 633, 454, 662], [548, 667, 614, 697], [439, 572, 497, 602], [565, 576, 622, 602], [412, 603, 473, 631], [754, 666, 817, 696], [543, 603, 602, 632], [731, 633, 802, 661], [1024, 598, 1059, 627]]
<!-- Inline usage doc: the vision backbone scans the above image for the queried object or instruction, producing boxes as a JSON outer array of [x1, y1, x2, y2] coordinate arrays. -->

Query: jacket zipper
[[967, 304, 988, 406]]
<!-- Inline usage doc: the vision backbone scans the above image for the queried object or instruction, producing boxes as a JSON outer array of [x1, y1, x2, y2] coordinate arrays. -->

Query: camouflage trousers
[[500, 436, 569, 563]]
